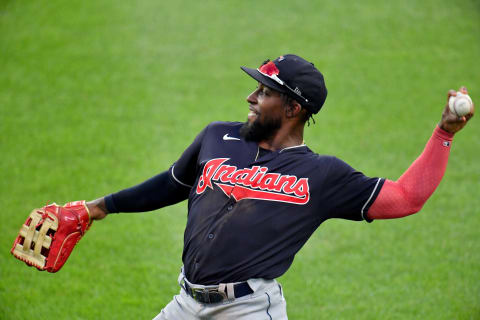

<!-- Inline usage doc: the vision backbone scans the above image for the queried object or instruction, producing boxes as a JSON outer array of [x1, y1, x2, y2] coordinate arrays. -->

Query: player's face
[[239, 83, 286, 142]]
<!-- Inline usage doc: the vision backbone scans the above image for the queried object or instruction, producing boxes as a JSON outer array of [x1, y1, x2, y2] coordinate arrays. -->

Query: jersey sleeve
[[169, 124, 209, 188], [322, 157, 384, 221]]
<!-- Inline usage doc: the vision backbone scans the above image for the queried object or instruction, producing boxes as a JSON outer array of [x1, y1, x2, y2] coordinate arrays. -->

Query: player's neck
[[258, 123, 305, 151]]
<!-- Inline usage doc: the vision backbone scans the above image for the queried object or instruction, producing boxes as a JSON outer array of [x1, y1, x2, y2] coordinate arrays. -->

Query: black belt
[[184, 281, 253, 304]]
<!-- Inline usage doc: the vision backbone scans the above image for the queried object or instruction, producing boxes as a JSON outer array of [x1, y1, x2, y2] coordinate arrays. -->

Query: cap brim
[[240, 66, 287, 94]]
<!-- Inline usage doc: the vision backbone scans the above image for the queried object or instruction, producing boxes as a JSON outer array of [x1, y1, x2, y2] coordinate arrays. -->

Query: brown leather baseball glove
[[11, 201, 92, 272]]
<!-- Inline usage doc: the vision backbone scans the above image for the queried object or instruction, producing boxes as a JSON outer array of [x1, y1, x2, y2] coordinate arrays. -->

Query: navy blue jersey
[[170, 121, 384, 285]]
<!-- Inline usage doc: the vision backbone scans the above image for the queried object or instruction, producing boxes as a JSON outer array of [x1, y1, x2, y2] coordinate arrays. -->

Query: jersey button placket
[[228, 176, 241, 208]]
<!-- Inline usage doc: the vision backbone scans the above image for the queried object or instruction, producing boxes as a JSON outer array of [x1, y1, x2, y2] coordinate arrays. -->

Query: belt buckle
[[192, 287, 227, 304]]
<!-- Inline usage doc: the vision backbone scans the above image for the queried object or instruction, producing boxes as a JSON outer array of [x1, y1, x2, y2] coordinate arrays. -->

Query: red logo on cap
[[259, 61, 280, 77]]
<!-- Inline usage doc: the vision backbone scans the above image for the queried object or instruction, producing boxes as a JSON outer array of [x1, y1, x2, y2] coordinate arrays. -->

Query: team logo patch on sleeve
[[196, 158, 310, 205]]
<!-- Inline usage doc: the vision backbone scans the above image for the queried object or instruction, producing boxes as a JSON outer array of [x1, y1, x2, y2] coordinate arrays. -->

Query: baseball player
[[13, 54, 474, 319]]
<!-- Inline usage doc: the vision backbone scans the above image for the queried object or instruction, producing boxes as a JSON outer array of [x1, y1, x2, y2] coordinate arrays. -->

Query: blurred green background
[[1, 0, 479, 319]]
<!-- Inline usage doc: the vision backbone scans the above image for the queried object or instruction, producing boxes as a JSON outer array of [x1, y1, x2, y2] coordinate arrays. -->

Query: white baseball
[[449, 92, 473, 117]]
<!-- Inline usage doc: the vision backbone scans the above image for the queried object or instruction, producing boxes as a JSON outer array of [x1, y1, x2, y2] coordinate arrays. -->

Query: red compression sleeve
[[368, 126, 454, 219]]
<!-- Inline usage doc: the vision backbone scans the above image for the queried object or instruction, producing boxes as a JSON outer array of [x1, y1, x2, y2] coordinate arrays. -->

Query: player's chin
[[247, 111, 258, 123]]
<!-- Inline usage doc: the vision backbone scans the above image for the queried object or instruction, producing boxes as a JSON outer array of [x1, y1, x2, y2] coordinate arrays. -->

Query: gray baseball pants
[[153, 272, 288, 319]]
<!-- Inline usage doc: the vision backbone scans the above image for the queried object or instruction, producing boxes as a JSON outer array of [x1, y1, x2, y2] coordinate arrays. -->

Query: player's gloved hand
[[439, 86, 474, 134], [11, 201, 92, 272]]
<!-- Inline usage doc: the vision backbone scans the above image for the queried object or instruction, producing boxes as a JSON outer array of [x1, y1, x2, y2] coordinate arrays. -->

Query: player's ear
[[285, 100, 302, 119]]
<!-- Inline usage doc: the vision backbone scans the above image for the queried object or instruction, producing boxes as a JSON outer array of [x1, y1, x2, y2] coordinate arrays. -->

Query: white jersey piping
[[171, 165, 193, 188], [279, 144, 307, 153], [361, 178, 382, 220]]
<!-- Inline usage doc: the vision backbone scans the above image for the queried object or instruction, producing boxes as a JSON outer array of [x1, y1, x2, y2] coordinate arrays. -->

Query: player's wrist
[[86, 198, 108, 220], [435, 124, 455, 139]]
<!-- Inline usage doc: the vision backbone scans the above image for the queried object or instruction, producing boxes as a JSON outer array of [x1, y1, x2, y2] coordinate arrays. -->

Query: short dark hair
[[281, 93, 315, 125]]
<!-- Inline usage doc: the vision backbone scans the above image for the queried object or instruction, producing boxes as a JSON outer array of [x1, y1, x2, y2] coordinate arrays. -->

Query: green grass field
[[1, 0, 479, 319]]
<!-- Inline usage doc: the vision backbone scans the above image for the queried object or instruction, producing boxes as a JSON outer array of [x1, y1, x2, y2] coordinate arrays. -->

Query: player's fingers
[[447, 89, 457, 101], [465, 103, 475, 121], [459, 86, 468, 94]]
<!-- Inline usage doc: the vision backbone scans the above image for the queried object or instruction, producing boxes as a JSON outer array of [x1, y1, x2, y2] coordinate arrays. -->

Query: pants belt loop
[[218, 283, 226, 296], [226, 283, 235, 300], [178, 267, 186, 291]]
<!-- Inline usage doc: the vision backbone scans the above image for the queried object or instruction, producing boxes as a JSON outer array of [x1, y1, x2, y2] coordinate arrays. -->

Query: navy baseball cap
[[241, 54, 328, 114]]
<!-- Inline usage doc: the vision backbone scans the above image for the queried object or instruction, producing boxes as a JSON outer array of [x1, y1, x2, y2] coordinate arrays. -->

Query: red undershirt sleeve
[[368, 126, 454, 220]]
